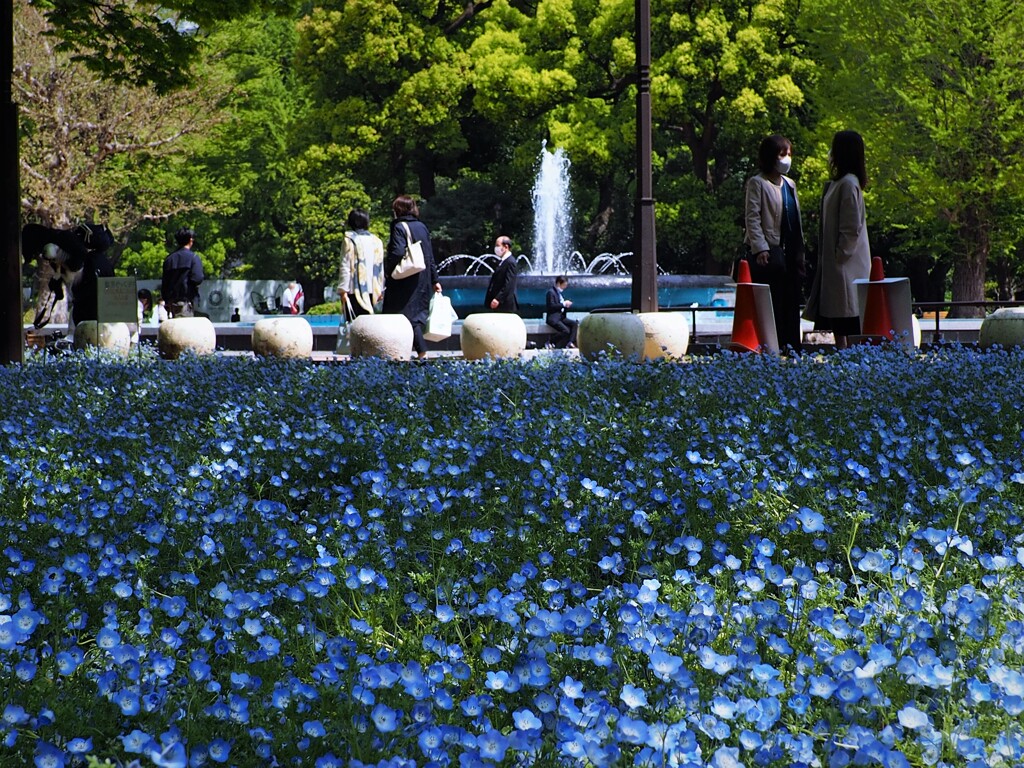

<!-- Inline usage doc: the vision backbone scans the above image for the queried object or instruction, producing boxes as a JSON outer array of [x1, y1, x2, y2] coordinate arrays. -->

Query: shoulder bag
[[391, 222, 426, 279]]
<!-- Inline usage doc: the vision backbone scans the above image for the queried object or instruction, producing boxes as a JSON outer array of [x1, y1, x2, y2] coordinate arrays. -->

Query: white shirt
[[281, 283, 304, 314]]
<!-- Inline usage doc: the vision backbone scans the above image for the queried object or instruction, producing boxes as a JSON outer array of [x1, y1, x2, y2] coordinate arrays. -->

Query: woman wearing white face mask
[[744, 134, 806, 351]]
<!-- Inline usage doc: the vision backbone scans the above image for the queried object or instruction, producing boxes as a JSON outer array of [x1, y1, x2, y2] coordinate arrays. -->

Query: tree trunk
[[949, 206, 989, 318], [33, 259, 70, 326], [992, 256, 1015, 301], [415, 151, 436, 200]]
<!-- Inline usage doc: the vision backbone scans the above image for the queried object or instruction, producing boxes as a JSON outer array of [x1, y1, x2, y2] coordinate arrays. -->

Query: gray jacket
[[744, 173, 804, 255]]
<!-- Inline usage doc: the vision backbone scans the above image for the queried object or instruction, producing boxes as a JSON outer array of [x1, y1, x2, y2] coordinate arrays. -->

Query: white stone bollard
[[73, 321, 132, 356], [637, 312, 689, 360], [979, 308, 1024, 348], [252, 317, 313, 359], [910, 314, 922, 348], [578, 313, 645, 361], [158, 317, 217, 360], [349, 314, 415, 359], [460, 313, 527, 360]]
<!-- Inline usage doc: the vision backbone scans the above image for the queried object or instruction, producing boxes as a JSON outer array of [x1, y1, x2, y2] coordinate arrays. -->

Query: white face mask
[[494, 245, 505, 256], [776, 156, 792, 175]]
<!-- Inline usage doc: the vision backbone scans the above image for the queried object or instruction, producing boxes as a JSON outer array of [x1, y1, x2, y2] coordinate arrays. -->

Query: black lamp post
[[2, 0, 24, 364], [631, 0, 658, 313]]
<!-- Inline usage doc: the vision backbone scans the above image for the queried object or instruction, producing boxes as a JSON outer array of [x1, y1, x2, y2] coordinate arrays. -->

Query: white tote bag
[[424, 294, 456, 342], [391, 222, 426, 279]]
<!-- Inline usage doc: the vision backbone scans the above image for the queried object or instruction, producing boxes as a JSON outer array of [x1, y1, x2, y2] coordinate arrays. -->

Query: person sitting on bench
[[545, 275, 578, 349]]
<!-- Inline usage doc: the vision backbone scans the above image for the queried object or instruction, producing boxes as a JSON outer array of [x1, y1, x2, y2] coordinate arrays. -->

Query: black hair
[[347, 209, 370, 230], [757, 134, 792, 175], [555, 275, 569, 286], [175, 227, 196, 247], [830, 130, 868, 189]]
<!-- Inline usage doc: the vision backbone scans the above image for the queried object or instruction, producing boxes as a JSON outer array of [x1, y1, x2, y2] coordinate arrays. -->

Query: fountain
[[438, 144, 732, 318], [532, 143, 573, 275]]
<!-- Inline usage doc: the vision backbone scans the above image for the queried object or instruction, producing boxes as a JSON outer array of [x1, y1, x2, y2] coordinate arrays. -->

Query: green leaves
[[38, 0, 299, 94]]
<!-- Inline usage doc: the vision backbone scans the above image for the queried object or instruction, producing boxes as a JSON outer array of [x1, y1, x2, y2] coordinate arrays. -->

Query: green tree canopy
[[805, 0, 1024, 311]]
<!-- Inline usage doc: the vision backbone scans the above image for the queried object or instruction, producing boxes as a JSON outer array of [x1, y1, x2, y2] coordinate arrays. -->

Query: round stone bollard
[[349, 314, 415, 359], [578, 313, 645, 361], [637, 312, 689, 360], [979, 308, 1024, 349], [460, 313, 527, 361], [910, 314, 922, 348], [73, 321, 132, 356], [252, 317, 313, 359], [158, 317, 217, 360]]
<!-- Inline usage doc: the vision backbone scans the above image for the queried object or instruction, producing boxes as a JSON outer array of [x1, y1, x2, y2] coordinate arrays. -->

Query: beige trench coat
[[804, 173, 870, 320]]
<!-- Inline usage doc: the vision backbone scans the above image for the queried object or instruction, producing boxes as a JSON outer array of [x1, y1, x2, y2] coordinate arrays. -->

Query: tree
[[2, 0, 298, 361], [805, 0, 1024, 314], [15, 1, 222, 231], [14, 1, 233, 321], [650, 0, 816, 272]]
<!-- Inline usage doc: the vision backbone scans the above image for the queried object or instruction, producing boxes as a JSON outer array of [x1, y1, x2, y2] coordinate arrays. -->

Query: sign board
[[97, 277, 139, 324]]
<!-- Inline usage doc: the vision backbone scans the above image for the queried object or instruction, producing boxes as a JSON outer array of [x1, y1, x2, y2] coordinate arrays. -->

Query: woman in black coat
[[382, 195, 442, 359]]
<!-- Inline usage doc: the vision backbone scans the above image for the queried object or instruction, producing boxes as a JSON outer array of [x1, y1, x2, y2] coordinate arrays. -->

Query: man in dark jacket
[[161, 228, 204, 317], [484, 236, 519, 313], [545, 275, 578, 348]]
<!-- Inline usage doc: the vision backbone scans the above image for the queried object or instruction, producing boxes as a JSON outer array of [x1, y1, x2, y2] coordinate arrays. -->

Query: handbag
[[336, 295, 355, 355], [424, 294, 457, 342], [391, 222, 426, 279]]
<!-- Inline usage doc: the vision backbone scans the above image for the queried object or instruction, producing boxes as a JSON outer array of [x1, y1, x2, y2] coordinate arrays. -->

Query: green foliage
[[652, 0, 816, 267], [307, 301, 341, 315], [117, 238, 166, 279], [27, 0, 1024, 302], [37, 0, 299, 92], [285, 148, 371, 283], [804, 0, 1024, 303]]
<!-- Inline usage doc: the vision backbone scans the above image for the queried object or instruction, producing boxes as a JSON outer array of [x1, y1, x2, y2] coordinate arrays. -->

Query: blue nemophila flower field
[[1, 345, 1023, 768]]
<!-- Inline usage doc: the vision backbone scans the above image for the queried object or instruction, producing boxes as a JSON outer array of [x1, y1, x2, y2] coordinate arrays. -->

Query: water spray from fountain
[[438, 142, 636, 276], [531, 142, 574, 275]]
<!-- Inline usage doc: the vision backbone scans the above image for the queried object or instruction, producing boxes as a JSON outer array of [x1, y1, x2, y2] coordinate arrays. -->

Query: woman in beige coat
[[804, 130, 871, 349]]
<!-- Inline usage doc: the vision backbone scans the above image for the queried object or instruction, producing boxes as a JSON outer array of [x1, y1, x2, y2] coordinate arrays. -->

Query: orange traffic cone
[[861, 256, 895, 340], [730, 260, 762, 351]]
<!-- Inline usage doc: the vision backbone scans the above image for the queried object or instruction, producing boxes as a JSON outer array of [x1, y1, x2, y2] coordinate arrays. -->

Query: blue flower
[[33, 741, 65, 768], [150, 741, 187, 768], [121, 729, 153, 754], [477, 728, 510, 762], [371, 703, 399, 733], [513, 709, 542, 730], [620, 683, 648, 709], [207, 738, 231, 763]]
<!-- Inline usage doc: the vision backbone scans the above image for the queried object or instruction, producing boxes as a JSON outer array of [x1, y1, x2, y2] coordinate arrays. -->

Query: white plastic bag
[[424, 294, 456, 342]]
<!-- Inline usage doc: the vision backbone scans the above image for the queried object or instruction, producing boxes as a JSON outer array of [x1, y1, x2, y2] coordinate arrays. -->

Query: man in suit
[[484, 236, 519, 313], [545, 275, 578, 349]]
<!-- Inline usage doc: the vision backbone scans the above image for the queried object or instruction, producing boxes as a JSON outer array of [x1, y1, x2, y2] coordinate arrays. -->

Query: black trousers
[[547, 317, 578, 348], [748, 263, 802, 351]]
